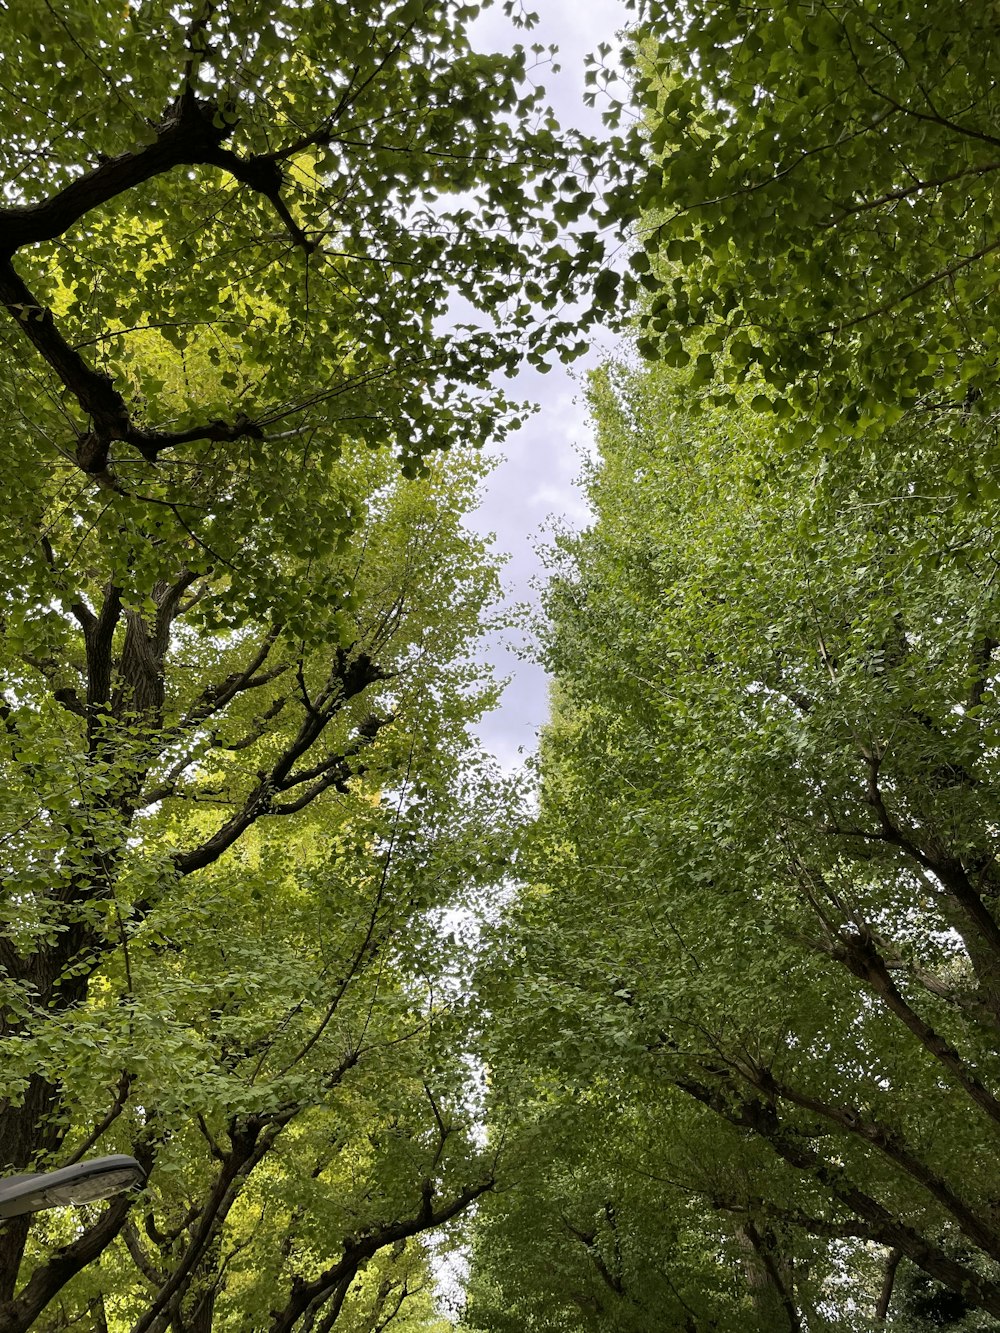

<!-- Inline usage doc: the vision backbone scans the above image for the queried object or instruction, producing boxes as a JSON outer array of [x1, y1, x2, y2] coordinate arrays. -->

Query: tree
[[614, 0, 1000, 463], [0, 437, 509, 1331], [463, 1076, 758, 1332], [0, 2, 612, 1324], [469, 357, 1000, 1327], [889, 1238, 998, 1333]]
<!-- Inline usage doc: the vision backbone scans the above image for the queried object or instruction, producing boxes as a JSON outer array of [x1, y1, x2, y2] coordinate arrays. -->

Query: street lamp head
[[0, 1155, 146, 1219]]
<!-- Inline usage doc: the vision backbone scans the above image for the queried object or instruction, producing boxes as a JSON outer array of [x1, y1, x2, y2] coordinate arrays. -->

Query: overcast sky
[[466, 0, 630, 772]]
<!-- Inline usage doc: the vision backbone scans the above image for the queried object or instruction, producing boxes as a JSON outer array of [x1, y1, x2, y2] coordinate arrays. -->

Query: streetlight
[[0, 1155, 146, 1219]]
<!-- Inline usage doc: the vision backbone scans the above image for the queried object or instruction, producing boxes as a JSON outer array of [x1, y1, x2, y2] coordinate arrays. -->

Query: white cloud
[[462, 1, 629, 771]]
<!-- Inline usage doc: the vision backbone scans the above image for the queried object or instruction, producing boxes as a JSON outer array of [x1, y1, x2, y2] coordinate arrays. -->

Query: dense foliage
[[462, 7, 1000, 1329], [1, 428, 512, 1332], [616, 0, 1000, 468], [0, 1, 608, 1329], [466, 360, 1000, 1329], [8, 0, 1000, 1329]]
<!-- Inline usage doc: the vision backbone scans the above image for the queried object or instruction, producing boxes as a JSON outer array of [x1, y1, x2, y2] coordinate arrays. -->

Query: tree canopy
[[467, 4, 1000, 1327], [8, 0, 1000, 1329], [466, 349, 1000, 1328], [0, 428, 513, 1330], [0, 0, 604, 507], [0, 1, 611, 1328], [617, 0, 1000, 464]]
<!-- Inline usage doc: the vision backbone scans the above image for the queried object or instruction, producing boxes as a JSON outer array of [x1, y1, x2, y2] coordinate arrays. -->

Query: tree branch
[[0, 96, 236, 256], [744, 1064, 1000, 1262], [267, 1176, 494, 1333], [828, 927, 1000, 1125], [676, 1073, 1000, 1318]]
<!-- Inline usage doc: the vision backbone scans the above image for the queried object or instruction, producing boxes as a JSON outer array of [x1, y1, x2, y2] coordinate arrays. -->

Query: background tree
[[463, 1077, 761, 1332], [467, 357, 1000, 1328]]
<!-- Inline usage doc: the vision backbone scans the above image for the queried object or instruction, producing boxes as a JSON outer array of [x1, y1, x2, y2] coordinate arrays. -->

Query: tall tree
[[463, 1075, 760, 1332], [0, 441, 507, 1331], [0, 1, 610, 1323], [0, 0, 603, 491], [468, 359, 1000, 1328]]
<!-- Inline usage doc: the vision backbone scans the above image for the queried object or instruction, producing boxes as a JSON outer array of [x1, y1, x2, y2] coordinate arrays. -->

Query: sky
[[465, 0, 631, 772]]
